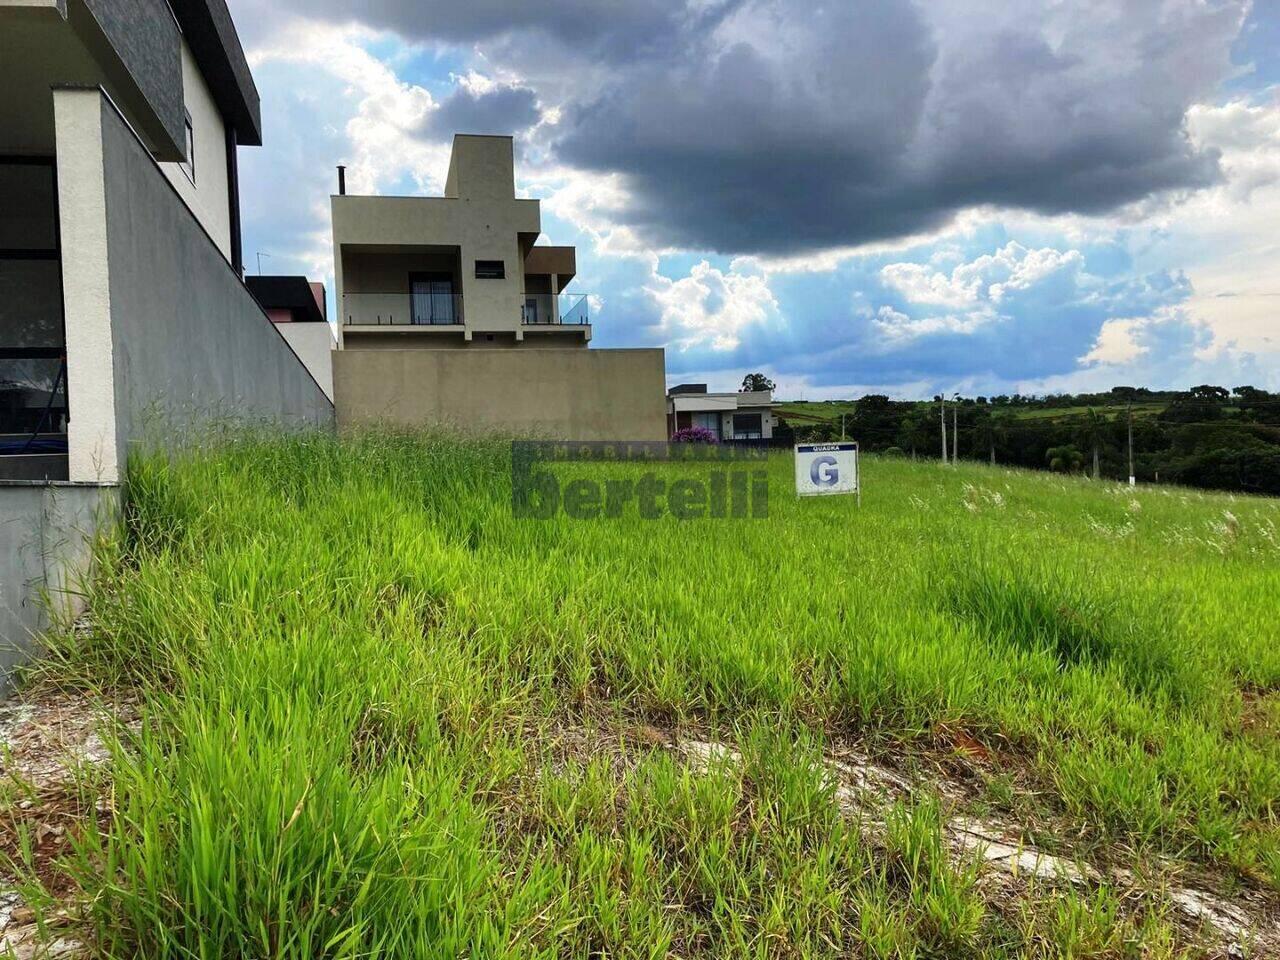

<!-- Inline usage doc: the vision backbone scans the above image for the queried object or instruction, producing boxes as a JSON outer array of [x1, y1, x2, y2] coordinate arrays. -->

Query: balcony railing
[[343, 292, 464, 326], [522, 292, 591, 326]]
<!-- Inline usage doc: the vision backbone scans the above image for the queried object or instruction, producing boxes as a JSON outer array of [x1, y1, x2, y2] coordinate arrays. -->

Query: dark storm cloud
[[241, 0, 703, 60], [426, 85, 540, 137], [554, 0, 1242, 254], [235, 0, 1249, 255]]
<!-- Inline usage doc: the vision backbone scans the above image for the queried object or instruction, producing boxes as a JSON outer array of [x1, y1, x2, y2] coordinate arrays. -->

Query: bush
[[671, 426, 719, 444]]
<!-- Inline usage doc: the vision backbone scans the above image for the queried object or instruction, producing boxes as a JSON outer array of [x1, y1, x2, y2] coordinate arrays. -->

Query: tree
[[740, 373, 776, 393], [1076, 408, 1105, 479], [972, 410, 1013, 466], [897, 407, 935, 459], [1046, 445, 1085, 473]]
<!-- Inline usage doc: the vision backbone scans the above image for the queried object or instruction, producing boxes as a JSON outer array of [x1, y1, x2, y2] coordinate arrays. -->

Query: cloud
[[872, 242, 1087, 342], [647, 259, 779, 351], [233, 0, 1248, 256], [425, 79, 540, 137], [549, 0, 1245, 254]]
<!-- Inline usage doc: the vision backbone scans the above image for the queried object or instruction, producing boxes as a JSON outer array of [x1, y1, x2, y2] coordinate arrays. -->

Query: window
[[732, 412, 763, 439], [180, 110, 195, 183], [409, 273, 456, 325], [475, 259, 505, 279], [691, 412, 721, 437]]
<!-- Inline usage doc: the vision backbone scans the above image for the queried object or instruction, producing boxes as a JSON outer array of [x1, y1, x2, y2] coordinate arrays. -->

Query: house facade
[[667, 384, 779, 441], [0, 0, 332, 684], [0, 0, 331, 486], [334, 135, 589, 350], [330, 135, 667, 441]]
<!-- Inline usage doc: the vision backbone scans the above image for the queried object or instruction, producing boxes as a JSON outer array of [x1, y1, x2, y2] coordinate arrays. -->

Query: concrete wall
[[96, 91, 332, 464], [275, 322, 335, 401], [0, 480, 117, 686], [53, 87, 331, 483], [335, 348, 667, 441], [55, 88, 120, 482], [159, 36, 232, 261]]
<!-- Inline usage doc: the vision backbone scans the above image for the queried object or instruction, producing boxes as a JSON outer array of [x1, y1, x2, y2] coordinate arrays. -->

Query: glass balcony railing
[[343, 292, 464, 326], [522, 292, 591, 325]]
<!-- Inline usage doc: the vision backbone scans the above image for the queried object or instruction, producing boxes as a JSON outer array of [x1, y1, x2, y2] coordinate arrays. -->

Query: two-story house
[[330, 135, 667, 440], [333, 134, 589, 349]]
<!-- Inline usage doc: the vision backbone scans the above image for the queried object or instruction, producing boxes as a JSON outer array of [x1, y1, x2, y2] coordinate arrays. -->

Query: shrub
[[671, 426, 719, 444]]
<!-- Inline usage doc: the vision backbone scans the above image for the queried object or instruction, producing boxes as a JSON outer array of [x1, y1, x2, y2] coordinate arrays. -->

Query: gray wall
[[81, 0, 186, 154], [0, 481, 117, 687], [99, 97, 333, 456]]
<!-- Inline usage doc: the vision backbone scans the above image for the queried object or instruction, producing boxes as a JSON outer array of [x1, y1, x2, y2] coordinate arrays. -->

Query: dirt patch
[[673, 732, 1280, 959], [0, 686, 135, 959]]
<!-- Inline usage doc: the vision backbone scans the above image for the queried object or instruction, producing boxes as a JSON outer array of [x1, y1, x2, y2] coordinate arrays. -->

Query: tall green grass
[[22, 431, 1280, 956]]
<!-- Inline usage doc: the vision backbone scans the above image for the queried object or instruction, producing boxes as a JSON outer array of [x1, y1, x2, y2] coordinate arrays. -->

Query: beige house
[[330, 135, 667, 441], [333, 135, 589, 349], [667, 384, 779, 441]]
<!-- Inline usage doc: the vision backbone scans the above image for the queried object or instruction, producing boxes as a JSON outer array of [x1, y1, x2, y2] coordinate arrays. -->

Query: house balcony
[[521, 292, 591, 326], [342, 292, 465, 329]]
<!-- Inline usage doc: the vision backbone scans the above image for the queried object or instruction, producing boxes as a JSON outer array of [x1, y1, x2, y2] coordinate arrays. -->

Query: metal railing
[[522, 292, 591, 326], [343, 292, 464, 326]]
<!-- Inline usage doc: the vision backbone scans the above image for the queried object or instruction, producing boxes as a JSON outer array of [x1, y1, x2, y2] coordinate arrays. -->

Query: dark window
[[475, 259, 504, 279], [732, 412, 763, 439], [180, 110, 195, 183], [409, 272, 456, 325]]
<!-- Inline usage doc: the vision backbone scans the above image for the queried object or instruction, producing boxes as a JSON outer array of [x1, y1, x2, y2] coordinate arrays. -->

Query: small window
[[475, 259, 505, 279], [180, 110, 195, 183]]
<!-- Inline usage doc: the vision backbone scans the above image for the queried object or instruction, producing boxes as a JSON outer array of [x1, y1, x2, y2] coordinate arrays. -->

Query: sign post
[[794, 442, 860, 504]]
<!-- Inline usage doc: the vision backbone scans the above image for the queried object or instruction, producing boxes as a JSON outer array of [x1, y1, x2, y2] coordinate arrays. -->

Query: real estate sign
[[794, 442, 859, 499]]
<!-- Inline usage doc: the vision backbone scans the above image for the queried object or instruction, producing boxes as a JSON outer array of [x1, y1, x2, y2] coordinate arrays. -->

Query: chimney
[[337, 165, 346, 196]]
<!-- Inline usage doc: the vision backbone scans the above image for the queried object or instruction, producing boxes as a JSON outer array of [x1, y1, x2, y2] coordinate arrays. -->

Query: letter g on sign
[[810, 455, 839, 488]]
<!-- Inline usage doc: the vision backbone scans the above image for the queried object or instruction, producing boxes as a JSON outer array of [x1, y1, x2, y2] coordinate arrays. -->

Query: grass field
[[11, 432, 1280, 957]]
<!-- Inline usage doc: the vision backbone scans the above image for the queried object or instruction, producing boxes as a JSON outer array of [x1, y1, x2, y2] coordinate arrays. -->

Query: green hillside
[[9, 433, 1280, 957]]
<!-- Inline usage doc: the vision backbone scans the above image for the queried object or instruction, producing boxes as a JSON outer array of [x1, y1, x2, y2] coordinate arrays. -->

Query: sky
[[226, 0, 1280, 399]]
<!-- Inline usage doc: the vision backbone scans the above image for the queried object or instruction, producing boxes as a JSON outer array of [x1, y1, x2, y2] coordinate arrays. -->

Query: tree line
[[777, 385, 1280, 497]]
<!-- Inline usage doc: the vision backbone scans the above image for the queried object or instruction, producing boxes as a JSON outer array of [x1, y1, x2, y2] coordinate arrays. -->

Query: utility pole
[[952, 397, 959, 464], [940, 398, 948, 464], [841, 413, 846, 441], [1127, 403, 1136, 487]]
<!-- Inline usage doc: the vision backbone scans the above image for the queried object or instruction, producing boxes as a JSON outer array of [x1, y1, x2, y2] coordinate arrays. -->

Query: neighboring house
[[330, 134, 667, 441], [667, 384, 779, 441], [0, 0, 332, 684], [333, 134, 588, 350], [247, 276, 336, 400]]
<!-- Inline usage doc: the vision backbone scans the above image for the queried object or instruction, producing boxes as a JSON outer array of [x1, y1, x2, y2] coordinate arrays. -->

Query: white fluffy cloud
[[647, 260, 779, 351]]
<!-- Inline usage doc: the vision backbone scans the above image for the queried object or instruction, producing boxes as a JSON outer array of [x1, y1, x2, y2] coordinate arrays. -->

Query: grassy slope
[[27, 433, 1280, 957]]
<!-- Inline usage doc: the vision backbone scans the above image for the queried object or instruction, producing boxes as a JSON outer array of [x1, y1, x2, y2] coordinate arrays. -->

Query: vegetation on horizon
[[8, 431, 1280, 957], [778, 384, 1280, 496]]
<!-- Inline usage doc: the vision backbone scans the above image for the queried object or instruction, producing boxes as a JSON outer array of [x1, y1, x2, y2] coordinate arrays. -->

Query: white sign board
[[795, 442, 859, 498]]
